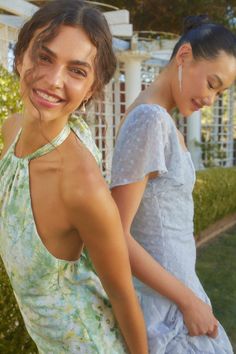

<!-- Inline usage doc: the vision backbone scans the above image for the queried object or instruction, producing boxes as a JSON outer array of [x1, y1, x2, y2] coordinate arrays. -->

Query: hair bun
[[183, 15, 210, 34]]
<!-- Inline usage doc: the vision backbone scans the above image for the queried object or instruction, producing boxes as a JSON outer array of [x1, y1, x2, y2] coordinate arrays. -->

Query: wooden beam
[[104, 10, 129, 25], [109, 24, 133, 38], [112, 37, 130, 51], [0, 4, 133, 38], [0, 15, 24, 29], [0, 0, 38, 19]]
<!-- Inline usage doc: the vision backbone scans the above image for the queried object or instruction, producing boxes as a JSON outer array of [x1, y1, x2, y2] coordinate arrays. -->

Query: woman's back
[[0, 116, 127, 353]]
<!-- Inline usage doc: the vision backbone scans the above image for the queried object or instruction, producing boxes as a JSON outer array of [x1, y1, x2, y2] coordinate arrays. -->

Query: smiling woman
[[0, 1, 148, 353], [16, 25, 97, 129]]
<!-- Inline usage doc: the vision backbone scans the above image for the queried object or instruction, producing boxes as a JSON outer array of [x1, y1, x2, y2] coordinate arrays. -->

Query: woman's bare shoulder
[[60, 135, 109, 208], [0, 114, 22, 158], [1, 113, 22, 145]]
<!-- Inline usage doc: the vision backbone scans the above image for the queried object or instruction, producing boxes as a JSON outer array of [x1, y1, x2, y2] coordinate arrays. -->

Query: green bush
[[193, 167, 236, 237], [0, 66, 35, 352], [0, 259, 37, 353], [0, 167, 236, 352], [0, 65, 22, 152]]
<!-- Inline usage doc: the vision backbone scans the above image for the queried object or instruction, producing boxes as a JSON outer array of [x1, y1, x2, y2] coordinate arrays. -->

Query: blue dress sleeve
[[110, 105, 169, 187]]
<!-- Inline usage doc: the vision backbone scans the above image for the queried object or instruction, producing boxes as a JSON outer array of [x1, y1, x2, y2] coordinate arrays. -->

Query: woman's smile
[[191, 98, 203, 111], [32, 88, 65, 109]]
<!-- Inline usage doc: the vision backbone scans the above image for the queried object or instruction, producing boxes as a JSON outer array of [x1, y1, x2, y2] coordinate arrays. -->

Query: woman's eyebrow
[[68, 59, 92, 70], [212, 74, 223, 87], [41, 45, 92, 69], [41, 45, 57, 58]]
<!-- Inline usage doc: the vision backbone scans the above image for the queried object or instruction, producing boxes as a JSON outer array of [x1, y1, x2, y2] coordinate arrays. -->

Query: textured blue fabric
[[111, 104, 233, 354]]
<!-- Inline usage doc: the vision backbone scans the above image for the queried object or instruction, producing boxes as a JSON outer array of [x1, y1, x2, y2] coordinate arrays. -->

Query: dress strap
[[27, 124, 71, 160]]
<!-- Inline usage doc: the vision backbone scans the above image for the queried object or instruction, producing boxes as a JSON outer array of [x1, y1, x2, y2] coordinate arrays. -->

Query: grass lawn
[[196, 225, 236, 351]]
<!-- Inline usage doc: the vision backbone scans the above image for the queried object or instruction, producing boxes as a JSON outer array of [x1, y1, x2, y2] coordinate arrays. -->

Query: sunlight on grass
[[196, 226, 236, 351]]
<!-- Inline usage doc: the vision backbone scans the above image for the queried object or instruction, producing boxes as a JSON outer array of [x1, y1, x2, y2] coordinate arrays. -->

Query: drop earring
[[81, 100, 87, 113], [178, 64, 182, 92]]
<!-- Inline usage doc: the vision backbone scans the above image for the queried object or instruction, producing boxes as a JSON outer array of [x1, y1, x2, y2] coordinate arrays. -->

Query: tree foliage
[[0, 259, 37, 353], [102, 0, 236, 34], [0, 65, 22, 152]]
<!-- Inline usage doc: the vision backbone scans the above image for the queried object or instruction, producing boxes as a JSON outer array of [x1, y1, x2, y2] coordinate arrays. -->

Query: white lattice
[[87, 62, 236, 179], [1, 20, 235, 178]]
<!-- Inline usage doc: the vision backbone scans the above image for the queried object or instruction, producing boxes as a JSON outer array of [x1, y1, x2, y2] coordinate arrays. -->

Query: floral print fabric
[[0, 115, 127, 354]]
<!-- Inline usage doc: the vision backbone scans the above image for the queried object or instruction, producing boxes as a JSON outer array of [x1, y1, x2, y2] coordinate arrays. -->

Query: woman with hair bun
[[0, 0, 148, 353], [111, 15, 235, 353]]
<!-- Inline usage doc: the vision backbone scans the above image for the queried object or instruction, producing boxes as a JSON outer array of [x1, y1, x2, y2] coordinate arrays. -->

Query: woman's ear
[[16, 58, 23, 76], [175, 43, 193, 66], [84, 89, 94, 103]]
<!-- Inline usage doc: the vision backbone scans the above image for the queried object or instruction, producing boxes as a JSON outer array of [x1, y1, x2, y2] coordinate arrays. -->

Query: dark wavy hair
[[14, 0, 117, 100], [170, 15, 236, 61]]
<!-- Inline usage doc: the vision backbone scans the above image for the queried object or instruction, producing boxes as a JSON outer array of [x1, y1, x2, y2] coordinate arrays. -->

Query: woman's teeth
[[36, 90, 61, 103]]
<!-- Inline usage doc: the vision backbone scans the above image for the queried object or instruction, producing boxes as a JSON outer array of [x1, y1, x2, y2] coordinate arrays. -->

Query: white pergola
[[0, 0, 134, 68], [0, 1, 234, 176]]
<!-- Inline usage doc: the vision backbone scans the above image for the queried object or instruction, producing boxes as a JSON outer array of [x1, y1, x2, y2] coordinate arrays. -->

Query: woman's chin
[[178, 106, 196, 118]]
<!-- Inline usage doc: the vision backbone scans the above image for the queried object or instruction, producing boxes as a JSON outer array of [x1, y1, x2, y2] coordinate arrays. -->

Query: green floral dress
[[0, 116, 127, 354]]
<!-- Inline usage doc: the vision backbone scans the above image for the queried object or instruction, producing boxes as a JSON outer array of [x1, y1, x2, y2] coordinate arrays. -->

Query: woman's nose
[[203, 93, 216, 106], [46, 65, 64, 89]]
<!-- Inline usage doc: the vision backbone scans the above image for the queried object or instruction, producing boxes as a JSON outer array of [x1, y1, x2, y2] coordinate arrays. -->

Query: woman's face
[[17, 25, 96, 123], [174, 47, 236, 117]]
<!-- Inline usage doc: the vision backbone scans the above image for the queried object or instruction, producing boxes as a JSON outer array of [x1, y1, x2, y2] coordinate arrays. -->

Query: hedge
[[0, 262, 37, 353], [0, 65, 22, 152], [193, 167, 236, 237], [0, 167, 236, 352]]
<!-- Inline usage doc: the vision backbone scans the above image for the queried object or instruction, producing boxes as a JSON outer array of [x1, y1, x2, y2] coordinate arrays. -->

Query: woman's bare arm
[[111, 176, 218, 338], [63, 162, 148, 354]]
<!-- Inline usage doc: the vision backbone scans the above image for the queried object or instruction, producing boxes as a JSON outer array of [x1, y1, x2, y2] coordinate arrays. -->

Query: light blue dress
[[111, 104, 233, 354], [0, 116, 127, 354]]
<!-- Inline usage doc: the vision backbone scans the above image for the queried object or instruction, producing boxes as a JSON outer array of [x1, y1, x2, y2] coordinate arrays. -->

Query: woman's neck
[[15, 112, 68, 158], [144, 65, 176, 113]]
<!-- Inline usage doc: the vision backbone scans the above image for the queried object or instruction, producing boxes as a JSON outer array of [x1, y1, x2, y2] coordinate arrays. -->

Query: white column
[[187, 110, 202, 170], [117, 51, 150, 108], [104, 80, 114, 181], [0, 26, 9, 69], [113, 68, 121, 136], [227, 85, 234, 166], [124, 56, 143, 107]]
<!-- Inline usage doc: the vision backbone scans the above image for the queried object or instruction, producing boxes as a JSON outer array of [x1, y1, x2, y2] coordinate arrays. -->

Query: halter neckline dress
[[0, 116, 127, 354]]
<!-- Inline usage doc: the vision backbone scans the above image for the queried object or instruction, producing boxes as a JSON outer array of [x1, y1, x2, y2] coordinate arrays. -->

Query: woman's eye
[[38, 54, 51, 63], [208, 81, 214, 89], [70, 67, 87, 77]]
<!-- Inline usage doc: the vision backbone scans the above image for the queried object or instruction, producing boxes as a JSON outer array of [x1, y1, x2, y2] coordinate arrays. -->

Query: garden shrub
[[0, 65, 37, 352], [0, 65, 22, 152], [193, 167, 236, 237], [0, 167, 236, 352], [0, 259, 37, 353]]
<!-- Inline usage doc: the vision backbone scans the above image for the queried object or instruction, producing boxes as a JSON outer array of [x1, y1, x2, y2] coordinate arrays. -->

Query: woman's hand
[[180, 294, 218, 337]]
